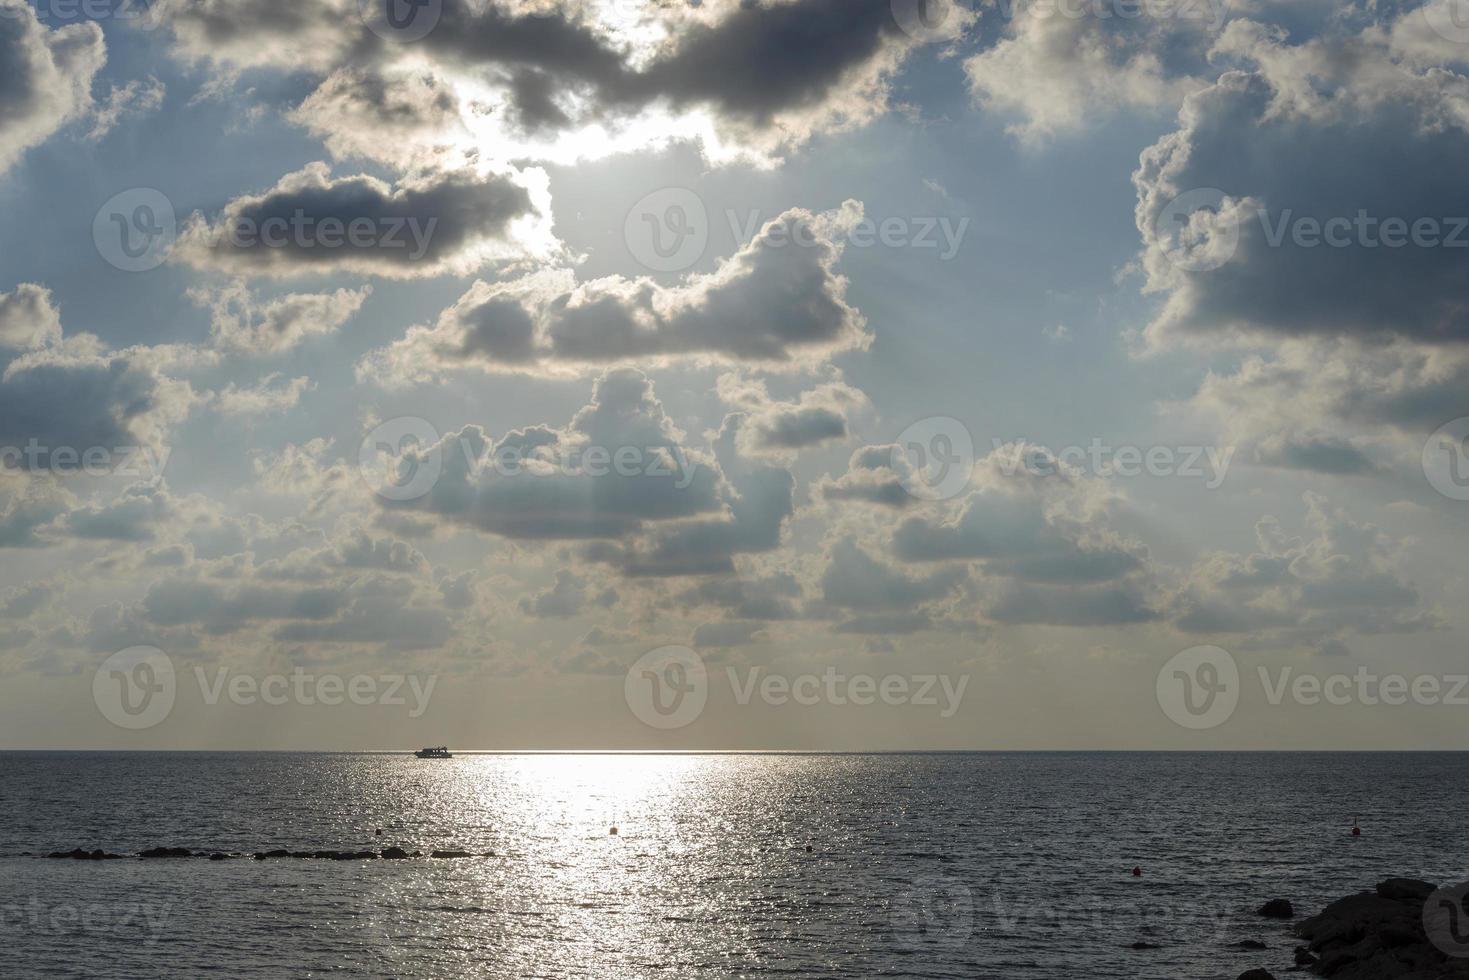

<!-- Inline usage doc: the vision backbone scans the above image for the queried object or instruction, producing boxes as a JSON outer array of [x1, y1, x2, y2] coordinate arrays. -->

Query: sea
[[1, 751, 1465, 978]]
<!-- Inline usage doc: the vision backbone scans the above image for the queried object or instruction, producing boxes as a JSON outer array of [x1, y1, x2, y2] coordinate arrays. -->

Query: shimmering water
[[1, 752, 1465, 978]]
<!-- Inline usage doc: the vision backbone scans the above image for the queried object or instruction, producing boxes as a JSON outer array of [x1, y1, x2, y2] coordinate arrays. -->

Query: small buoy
[[609, 826, 618, 836], [804, 845, 813, 853], [1132, 866, 1142, 877], [374, 828, 383, 836], [1352, 816, 1361, 837]]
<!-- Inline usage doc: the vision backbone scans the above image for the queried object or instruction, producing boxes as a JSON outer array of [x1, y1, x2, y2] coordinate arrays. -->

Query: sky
[[1, 0, 1468, 750]]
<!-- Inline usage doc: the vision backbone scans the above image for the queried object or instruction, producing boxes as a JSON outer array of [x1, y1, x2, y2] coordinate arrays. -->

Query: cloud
[[519, 569, 616, 618], [965, 0, 1210, 139], [373, 368, 725, 541], [173, 162, 554, 279], [0, 483, 69, 548], [0, 283, 62, 350], [209, 374, 313, 416], [87, 75, 165, 141], [359, 203, 870, 383], [818, 444, 920, 508], [676, 572, 804, 621], [0, 3, 105, 175], [820, 537, 965, 612], [827, 442, 1163, 628], [1135, 19, 1469, 348], [191, 281, 371, 355], [167, 0, 970, 168], [584, 413, 796, 577], [716, 374, 866, 455], [1171, 493, 1437, 648], [1132, 16, 1469, 469], [55, 481, 174, 542], [0, 295, 192, 474]]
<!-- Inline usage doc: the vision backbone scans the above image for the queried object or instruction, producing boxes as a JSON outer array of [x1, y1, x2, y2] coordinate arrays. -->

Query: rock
[[46, 848, 123, 860], [1258, 899, 1295, 919], [1237, 971, 1277, 980], [139, 847, 194, 859], [1375, 879, 1435, 903], [255, 849, 291, 859], [1236, 940, 1269, 950], [430, 849, 473, 859], [207, 852, 231, 861], [380, 846, 410, 860], [1129, 941, 1162, 949], [1287, 878, 1469, 980]]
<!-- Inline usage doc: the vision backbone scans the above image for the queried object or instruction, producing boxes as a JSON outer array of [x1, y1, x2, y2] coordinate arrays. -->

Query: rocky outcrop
[[1258, 899, 1295, 919], [46, 844, 494, 862], [1285, 879, 1469, 979], [46, 848, 124, 860]]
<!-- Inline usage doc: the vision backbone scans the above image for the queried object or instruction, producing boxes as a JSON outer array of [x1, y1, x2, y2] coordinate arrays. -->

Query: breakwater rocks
[[1236, 878, 1469, 979], [45, 846, 496, 861]]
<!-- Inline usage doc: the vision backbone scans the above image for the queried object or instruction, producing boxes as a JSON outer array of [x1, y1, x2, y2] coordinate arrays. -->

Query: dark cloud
[[1136, 22, 1469, 348], [175, 162, 546, 279]]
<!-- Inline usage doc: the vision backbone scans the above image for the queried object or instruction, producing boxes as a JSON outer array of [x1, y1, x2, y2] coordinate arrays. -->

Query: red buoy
[[1351, 816, 1361, 837], [1132, 866, 1142, 877]]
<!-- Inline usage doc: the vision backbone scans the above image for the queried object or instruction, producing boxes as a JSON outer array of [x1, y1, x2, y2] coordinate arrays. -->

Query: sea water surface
[[1, 752, 1465, 978]]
